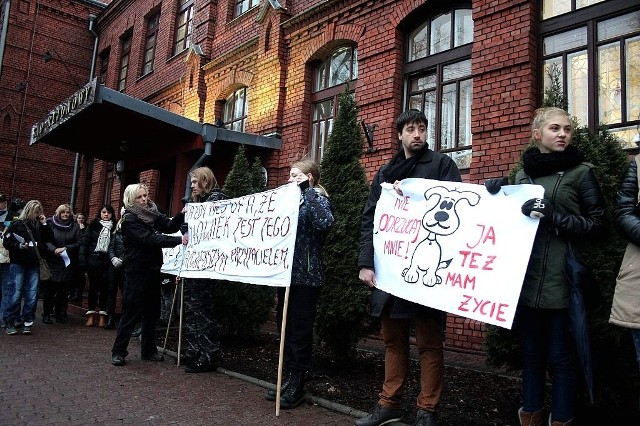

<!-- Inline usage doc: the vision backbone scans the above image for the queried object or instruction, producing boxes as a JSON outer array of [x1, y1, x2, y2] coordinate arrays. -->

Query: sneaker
[[413, 409, 436, 426], [5, 325, 18, 335], [355, 403, 403, 426], [24, 321, 33, 327], [112, 354, 126, 366], [22, 325, 32, 334]]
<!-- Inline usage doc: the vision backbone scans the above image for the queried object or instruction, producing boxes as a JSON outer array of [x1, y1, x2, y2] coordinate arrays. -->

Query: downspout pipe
[[0, 0, 11, 77], [70, 13, 99, 211]]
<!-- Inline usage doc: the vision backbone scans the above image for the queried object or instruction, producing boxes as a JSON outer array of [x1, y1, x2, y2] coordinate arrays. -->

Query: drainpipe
[[0, 0, 11, 77], [70, 13, 99, 212]]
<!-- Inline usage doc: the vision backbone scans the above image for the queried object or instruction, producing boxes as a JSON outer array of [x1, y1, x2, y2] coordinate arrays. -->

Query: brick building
[[1, 0, 639, 351]]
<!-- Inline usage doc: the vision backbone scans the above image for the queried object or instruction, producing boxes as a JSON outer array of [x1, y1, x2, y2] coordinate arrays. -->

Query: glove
[[111, 257, 123, 268], [298, 179, 310, 191], [521, 198, 554, 220], [484, 177, 508, 194]]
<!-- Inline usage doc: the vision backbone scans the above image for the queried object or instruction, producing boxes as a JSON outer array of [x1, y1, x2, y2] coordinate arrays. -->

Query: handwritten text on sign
[[161, 183, 300, 287], [373, 179, 543, 329]]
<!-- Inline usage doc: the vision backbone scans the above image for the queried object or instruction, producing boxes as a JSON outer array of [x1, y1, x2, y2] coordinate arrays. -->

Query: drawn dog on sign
[[402, 186, 480, 287]]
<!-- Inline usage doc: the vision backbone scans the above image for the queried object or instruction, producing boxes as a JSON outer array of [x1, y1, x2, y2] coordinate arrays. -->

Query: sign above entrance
[[30, 78, 97, 145]]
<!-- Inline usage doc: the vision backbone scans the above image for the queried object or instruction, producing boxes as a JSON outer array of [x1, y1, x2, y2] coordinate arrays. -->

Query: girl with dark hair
[[80, 205, 116, 328]]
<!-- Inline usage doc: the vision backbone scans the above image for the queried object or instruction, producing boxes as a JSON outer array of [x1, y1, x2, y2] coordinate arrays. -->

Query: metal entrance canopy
[[30, 78, 281, 163]]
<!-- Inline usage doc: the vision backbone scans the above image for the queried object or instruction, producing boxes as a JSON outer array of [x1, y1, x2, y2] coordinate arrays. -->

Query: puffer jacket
[[515, 162, 606, 309], [610, 157, 640, 328], [358, 146, 461, 318], [290, 186, 334, 288]]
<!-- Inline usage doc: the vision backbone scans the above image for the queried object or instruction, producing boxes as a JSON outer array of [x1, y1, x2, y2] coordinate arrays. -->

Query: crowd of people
[[1, 108, 640, 426]]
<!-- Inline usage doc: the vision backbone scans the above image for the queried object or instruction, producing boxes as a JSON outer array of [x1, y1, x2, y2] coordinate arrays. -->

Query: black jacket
[[358, 147, 461, 318], [45, 218, 82, 282], [121, 210, 183, 272], [3, 219, 54, 267], [614, 158, 640, 245], [79, 220, 113, 268]]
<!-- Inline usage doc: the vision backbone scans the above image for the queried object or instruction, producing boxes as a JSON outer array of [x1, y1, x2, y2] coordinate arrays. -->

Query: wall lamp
[[361, 120, 376, 153], [43, 49, 82, 88]]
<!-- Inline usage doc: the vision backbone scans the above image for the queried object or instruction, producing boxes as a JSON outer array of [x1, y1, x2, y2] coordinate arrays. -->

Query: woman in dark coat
[[111, 183, 183, 366], [80, 205, 116, 328], [42, 204, 82, 323]]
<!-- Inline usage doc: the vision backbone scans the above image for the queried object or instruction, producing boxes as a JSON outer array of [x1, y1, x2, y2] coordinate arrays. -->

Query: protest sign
[[161, 183, 300, 287], [373, 178, 544, 329]]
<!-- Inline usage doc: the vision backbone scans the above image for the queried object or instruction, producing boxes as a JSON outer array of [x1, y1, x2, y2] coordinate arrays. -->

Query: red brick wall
[[1, 0, 551, 353]]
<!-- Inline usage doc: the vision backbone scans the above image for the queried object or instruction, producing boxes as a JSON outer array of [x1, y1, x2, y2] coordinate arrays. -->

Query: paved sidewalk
[[0, 303, 359, 426]]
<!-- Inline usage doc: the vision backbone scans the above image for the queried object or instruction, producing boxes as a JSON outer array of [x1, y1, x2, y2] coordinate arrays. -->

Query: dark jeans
[[42, 279, 69, 316], [112, 268, 161, 358], [276, 285, 320, 373], [519, 306, 576, 422], [184, 278, 220, 362]]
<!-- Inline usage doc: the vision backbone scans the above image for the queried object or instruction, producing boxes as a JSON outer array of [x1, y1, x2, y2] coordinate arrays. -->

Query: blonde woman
[[2, 200, 53, 335], [42, 204, 82, 323], [111, 184, 184, 366], [514, 108, 606, 426]]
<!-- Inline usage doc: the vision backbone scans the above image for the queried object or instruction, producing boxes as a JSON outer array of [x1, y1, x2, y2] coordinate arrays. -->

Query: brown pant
[[378, 315, 444, 411]]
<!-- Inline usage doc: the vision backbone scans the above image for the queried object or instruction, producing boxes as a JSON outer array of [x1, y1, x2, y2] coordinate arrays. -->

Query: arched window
[[223, 87, 248, 131], [404, 7, 474, 170], [540, 2, 639, 148], [311, 46, 358, 161]]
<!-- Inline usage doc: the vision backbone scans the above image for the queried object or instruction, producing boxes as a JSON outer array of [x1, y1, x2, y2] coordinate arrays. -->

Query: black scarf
[[522, 145, 584, 179], [384, 147, 428, 183]]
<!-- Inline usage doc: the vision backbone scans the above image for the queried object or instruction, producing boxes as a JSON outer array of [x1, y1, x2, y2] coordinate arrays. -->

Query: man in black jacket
[[356, 110, 461, 426]]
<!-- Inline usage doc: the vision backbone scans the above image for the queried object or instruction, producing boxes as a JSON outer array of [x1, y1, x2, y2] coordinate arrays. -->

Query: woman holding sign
[[266, 159, 334, 409], [513, 107, 605, 426], [111, 183, 184, 366], [180, 166, 228, 373]]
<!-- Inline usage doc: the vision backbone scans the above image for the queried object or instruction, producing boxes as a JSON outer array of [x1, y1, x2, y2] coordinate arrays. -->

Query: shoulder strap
[[24, 224, 44, 261]]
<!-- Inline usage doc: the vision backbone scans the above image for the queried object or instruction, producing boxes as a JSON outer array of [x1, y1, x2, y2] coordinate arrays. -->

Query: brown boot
[[85, 311, 95, 327], [518, 407, 545, 426], [98, 311, 107, 328]]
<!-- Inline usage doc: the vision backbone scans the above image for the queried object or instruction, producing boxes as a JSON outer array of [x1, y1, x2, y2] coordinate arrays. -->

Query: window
[[541, 0, 606, 20], [223, 88, 248, 131], [235, 0, 259, 17], [405, 7, 474, 169], [99, 48, 110, 85], [118, 33, 132, 91], [142, 12, 160, 76], [540, 3, 640, 148], [174, 0, 193, 55], [311, 46, 358, 161]]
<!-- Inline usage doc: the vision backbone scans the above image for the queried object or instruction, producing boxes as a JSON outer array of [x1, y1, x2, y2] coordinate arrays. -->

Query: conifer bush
[[316, 86, 372, 361]]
